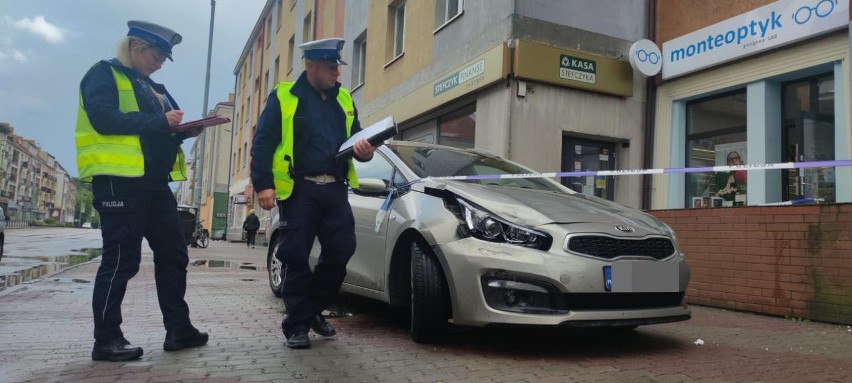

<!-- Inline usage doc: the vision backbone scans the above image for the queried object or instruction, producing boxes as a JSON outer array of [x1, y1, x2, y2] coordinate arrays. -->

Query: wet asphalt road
[[0, 227, 105, 290]]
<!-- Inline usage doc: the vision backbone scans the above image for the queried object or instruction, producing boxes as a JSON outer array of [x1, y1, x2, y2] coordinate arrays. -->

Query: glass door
[[562, 138, 615, 200], [782, 74, 835, 202]]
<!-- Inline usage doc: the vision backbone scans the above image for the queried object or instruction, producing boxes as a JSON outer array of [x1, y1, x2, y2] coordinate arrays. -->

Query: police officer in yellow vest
[[76, 21, 208, 361], [251, 38, 379, 349]]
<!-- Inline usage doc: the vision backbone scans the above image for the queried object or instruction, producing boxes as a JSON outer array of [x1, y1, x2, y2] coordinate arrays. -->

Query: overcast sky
[[0, 0, 267, 177]]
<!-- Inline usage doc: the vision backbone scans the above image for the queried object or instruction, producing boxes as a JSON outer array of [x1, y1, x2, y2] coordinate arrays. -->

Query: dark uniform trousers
[[276, 179, 356, 336], [91, 176, 193, 342]]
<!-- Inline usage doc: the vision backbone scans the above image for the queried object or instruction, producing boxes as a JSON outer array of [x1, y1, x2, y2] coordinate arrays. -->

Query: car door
[[346, 153, 398, 291]]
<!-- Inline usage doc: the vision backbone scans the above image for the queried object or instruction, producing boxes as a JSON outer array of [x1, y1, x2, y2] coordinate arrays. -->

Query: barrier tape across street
[[421, 159, 852, 181], [374, 159, 852, 231]]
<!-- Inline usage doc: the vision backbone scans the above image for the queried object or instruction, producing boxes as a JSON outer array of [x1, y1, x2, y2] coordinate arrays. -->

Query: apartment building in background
[[0, 122, 73, 223], [196, 96, 235, 239]]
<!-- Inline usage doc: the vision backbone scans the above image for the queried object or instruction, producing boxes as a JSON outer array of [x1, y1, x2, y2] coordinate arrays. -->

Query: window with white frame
[[353, 31, 367, 87], [287, 35, 295, 74], [390, 2, 405, 59], [435, 0, 462, 29]]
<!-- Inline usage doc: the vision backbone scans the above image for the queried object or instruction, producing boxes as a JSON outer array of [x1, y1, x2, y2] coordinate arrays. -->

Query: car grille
[[566, 235, 675, 260], [563, 292, 684, 310]]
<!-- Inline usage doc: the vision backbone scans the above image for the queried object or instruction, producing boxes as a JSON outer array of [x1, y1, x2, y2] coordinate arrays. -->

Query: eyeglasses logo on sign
[[793, 0, 837, 24], [629, 39, 662, 77]]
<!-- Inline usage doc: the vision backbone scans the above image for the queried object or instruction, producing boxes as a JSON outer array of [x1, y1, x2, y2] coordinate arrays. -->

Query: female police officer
[[76, 21, 207, 361]]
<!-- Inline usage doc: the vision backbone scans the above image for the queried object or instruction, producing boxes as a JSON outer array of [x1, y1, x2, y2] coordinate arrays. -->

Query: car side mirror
[[353, 178, 389, 197]]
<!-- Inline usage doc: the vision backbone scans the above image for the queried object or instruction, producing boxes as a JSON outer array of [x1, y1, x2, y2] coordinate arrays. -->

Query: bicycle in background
[[193, 220, 210, 249]]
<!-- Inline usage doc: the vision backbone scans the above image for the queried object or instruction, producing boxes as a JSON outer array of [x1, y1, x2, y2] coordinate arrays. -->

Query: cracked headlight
[[456, 198, 551, 250]]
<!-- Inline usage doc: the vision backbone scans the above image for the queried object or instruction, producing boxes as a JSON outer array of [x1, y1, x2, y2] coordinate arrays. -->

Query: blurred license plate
[[609, 261, 679, 293]]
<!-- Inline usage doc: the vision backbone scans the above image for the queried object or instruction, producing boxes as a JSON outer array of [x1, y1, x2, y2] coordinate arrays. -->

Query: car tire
[[410, 239, 450, 343], [267, 233, 283, 297]]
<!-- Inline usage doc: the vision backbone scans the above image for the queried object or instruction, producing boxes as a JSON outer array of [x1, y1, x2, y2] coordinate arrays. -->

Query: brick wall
[[649, 204, 852, 325]]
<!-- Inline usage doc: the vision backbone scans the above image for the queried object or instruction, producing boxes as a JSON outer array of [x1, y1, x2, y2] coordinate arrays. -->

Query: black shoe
[[310, 314, 336, 337], [164, 329, 209, 351], [92, 338, 143, 361], [285, 331, 311, 349]]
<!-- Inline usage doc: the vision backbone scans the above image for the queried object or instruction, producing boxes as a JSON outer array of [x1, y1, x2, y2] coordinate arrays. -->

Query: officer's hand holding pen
[[257, 189, 276, 210], [165, 110, 184, 127]]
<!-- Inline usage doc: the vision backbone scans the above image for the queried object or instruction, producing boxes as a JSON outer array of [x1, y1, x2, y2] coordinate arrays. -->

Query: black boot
[[164, 329, 209, 351], [285, 331, 311, 349], [310, 314, 336, 337], [92, 338, 143, 361]]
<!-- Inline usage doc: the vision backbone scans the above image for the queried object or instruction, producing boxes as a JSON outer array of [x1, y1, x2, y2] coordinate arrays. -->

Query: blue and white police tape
[[422, 159, 852, 181], [373, 159, 852, 232]]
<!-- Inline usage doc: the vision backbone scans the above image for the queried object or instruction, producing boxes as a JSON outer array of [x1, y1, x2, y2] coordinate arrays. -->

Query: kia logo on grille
[[614, 225, 634, 233]]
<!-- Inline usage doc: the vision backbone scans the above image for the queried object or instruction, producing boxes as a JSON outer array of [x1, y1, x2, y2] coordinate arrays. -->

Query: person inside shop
[[717, 150, 747, 201], [76, 20, 208, 362], [250, 37, 380, 349]]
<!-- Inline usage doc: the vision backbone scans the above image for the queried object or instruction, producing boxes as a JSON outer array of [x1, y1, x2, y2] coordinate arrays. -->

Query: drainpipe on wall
[[223, 74, 238, 242], [641, 0, 658, 210]]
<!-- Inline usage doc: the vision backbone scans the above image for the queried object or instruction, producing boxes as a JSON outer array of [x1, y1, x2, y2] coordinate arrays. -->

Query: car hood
[[424, 180, 667, 230]]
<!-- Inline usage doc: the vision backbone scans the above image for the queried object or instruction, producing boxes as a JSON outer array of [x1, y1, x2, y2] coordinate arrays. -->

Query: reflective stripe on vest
[[272, 82, 359, 200], [75, 65, 187, 181]]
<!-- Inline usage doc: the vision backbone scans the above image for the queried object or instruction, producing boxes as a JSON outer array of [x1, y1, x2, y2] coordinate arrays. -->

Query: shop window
[[438, 104, 475, 149], [685, 90, 747, 208], [782, 73, 835, 203]]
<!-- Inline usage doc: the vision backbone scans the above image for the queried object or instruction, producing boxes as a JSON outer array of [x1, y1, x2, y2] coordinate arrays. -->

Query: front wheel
[[267, 236, 283, 297], [410, 240, 450, 343]]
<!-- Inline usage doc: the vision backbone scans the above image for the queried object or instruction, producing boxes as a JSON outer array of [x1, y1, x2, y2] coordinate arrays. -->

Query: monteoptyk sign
[[662, 0, 849, 79]]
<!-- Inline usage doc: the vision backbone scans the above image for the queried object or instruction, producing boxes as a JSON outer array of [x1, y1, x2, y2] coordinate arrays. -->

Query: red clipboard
[[169, 115, 231, 133]]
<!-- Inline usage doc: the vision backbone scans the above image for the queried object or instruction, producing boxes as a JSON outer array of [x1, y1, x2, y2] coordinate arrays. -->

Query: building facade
[[196, 97, 234, 239], [339, 0, 648, 207], [0, 123, 10, 215]]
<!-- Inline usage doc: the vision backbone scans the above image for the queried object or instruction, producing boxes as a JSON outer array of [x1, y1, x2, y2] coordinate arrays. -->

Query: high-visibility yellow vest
[[75, 65, 187, 182], [272, 82, 358, 200]]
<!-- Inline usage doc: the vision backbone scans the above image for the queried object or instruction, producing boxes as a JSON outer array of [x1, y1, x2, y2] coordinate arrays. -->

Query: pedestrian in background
[[75, 20, 208, 362], [243, 209, 260, 248], [250, 38, 380, 349]]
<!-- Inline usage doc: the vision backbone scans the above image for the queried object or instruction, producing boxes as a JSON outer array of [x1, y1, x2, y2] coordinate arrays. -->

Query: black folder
[[336, 116, 398, 161]]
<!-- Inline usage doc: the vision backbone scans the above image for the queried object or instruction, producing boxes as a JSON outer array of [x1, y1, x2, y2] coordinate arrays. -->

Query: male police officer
[[251, 38, 379, 349], [77, 21, 207, 361]]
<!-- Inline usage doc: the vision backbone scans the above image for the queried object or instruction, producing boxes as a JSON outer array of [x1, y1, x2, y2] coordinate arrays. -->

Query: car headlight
[[456, 198, 551, 250]]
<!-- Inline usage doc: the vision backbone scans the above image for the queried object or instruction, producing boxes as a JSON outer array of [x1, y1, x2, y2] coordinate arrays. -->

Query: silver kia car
[[266, 141, 690, 343]]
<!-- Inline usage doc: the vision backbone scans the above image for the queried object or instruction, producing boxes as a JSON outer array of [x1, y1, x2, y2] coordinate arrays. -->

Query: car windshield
[[389, 144, 567, 193]]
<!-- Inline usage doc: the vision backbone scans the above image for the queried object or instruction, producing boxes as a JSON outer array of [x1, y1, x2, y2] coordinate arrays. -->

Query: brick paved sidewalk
[[1, 243, 851, 383]]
